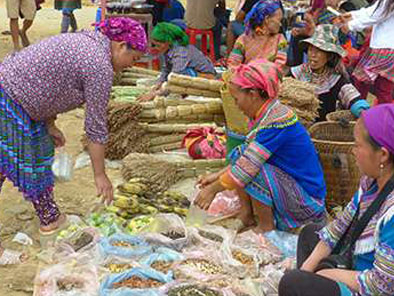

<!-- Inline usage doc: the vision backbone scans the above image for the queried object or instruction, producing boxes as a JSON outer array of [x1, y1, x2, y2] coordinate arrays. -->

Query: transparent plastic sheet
[[207, 190, 241, 217], [232, 230, 282, 267], [99, 267, 173, 296], [87, 212, 126, 237], [52, 149, 73, 182], [139, 214, 189, 252], [187, 224, 236, 248], [100, 255, 142, 276], [33, 254, 99, 296], [99, 233, 152, 259], [164, 282, 229, 296], [263, 231, 298, 259]]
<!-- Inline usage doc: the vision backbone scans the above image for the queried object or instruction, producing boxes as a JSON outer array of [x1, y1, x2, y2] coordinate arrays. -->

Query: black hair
[[241, 88, 270, 100], [374, 0, 394, 17]]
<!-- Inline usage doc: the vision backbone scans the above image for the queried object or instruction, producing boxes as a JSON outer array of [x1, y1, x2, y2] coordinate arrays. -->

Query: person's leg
[[235, 188, 256, 228], [19, 19, 33, 47], [374, 75, 394, 104], [27, 187, 65, 232], [61, 12, 71, 33], [278, 270, 342, 296], [212, 21, 222, 60], [296, 223, 323, 268], [19, 0, 35, 47], [10, 18, 21, 51], [353, 77, 370, 100], [70, 12, 78, 32], [251, 198, 275, 233]]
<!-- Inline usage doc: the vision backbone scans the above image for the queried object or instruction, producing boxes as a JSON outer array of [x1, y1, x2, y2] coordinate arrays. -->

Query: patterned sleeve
[[357, 212, 394, 295], [318, 190, 361, 249], [227, 35, 245, 70], [227, 127, 288, 188], [167, 46, 190, 75], [158, 55, 172, 83], [81, 55, 113, 144], [338, 80, 370, 118]]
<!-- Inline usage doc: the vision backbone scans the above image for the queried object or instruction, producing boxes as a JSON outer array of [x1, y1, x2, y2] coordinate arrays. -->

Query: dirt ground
[[0, 1, 237, 294]]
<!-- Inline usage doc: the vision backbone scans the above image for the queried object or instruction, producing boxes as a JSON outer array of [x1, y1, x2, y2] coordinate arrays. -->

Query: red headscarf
[[231, 59, 282, 100]]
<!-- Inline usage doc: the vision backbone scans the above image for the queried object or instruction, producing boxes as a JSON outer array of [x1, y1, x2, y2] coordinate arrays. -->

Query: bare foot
[[236, 212, 256, 231], [252, 224, 275, 234], [19, 30, 30, 47], [39, 214, 67, 234]]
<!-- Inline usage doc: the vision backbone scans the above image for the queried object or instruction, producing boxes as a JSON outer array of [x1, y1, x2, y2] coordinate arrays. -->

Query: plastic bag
[[99, 233, 152, 259], [189, 224, 235, 247], [208, 190, 241, 217], [140, 247, 184, 266], [263, 231, 298, 259], [33, 255, 99, 296], [52, 149, 73, 182], [140, 214, 189, 251], [99, 267, 173, 296]]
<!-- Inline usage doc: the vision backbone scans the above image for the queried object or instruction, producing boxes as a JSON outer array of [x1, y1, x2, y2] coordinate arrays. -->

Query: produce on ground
[[181, 259, 223, 275], [105, 263, 135, 273], [151, 260, 173, 274], [112, 276, 164, 289], [168, 285, 222, 296]]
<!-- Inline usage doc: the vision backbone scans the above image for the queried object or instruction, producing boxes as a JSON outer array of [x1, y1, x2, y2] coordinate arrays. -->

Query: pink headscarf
[[98, 17, 148, 53], [362, 104, 394, 155], [231, 59, 282, 100]]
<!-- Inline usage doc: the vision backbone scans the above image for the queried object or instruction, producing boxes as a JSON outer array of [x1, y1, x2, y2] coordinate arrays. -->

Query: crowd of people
[[1, 0, 394, 294]]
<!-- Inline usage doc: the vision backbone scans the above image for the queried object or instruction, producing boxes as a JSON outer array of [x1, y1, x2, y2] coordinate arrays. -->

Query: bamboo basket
[[220, 72, 249, 135], [309, 122, 360, 211], [326, 110, 357, 123]]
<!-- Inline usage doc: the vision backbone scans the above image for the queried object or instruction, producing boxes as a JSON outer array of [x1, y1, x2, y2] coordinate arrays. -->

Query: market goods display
[[114, 67, 160, 86], [151, 260, 173, 274], [112, 276, 164, 289], [179, 259, 223, 275], [105, 263, 135, 274], [168, 285, 222, 296]]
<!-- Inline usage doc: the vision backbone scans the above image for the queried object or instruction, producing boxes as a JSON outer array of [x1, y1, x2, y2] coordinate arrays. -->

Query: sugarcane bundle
[[168, 73, 224, 92], [149, 134, 185, 146], [111, 86, 148, 102], [148, 141, 183, 153], [122, 72, 156, 79], [164, 83, 221, 98], [122, 153, 181, 193]]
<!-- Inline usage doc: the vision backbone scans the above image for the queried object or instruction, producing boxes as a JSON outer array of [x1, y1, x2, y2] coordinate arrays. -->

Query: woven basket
[[326, 110, 356, 123], [309, 122, 360, 211], [220, 71, 249, 135]]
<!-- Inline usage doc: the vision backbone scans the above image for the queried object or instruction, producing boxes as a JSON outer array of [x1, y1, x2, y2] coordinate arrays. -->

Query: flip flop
[[39, 214, 69, 236], [0, 249, 25, 265]]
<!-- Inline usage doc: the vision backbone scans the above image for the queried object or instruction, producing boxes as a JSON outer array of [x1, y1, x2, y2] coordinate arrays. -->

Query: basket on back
[[309, 122, 360, 211], [326, 110, 357, 124]]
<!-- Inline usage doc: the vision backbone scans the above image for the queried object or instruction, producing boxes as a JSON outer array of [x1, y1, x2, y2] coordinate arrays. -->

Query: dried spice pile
[[168, 285, 222, 296], [112, 276, 163, 289]]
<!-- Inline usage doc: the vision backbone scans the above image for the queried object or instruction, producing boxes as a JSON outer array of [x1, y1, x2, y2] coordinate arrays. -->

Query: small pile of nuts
[[182, 259, 223, 275], [105, 263, 134, 273], [161, 231, 185, 240], [151, 260, 172, 274], [113, 276, 163, 289], [232, 250, 254, 265], [168, 285, 222, 296], [111, 241, 135, 248]]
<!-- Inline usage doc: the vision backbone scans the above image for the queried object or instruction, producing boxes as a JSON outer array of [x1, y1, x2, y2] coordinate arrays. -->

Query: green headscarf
[[151, 22, 189, 47]]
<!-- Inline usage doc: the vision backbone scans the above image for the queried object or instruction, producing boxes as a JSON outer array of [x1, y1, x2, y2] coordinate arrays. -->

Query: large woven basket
[[220, 71, 249, 135], [309, 122, 360, 211], [326, 110, 356, 123]]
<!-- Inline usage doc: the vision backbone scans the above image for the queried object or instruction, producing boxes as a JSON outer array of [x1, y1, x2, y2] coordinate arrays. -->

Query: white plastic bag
[[52, 149, 73, 182]]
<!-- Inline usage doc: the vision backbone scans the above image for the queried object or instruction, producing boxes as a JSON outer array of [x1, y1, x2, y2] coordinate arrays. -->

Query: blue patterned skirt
[[229, 146, 326, 231], [0, 84, 55, 201]]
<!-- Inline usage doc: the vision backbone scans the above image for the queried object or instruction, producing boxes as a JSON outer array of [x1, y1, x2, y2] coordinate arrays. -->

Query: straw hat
[[302, 24, 347, 57]]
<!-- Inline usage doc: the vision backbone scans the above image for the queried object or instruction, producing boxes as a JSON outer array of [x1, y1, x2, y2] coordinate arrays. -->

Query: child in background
[[55, 0, 81, 33]]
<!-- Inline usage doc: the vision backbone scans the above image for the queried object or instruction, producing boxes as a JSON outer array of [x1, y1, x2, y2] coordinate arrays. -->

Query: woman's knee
[[279, 270, 305, 296]]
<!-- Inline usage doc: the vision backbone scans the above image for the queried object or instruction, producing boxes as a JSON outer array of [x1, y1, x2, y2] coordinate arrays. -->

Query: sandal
[[39, 214, 69, 236], [0, 249, 25, 265]]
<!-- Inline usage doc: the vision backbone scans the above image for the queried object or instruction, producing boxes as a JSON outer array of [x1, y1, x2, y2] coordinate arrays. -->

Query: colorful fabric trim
[[0, 85, 55, 201], [352, 47, 394, 83], [31, 187, 61, 226]]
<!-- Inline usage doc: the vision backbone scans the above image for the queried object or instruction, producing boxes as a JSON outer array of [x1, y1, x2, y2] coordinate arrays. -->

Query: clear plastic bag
[[99, 233, 152, 259], [52, 149, 73, 182], [99, 267, 173, 296], [139, 214, 189, 252], [263, 231, 298, 259], [33, 255, 99, 296], [208, 190, 241, 217]]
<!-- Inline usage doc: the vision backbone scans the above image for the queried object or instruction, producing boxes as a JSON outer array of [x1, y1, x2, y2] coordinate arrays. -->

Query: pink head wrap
[[231, 59, 282, 99], [98, 17, 147, 53], [362, 104, 394, 155]]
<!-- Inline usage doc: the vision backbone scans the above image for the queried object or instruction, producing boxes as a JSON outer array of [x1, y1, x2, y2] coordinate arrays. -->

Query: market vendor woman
[[0, 17, 147, 265], [195, 60, 327, 233], [139, 22, 216, 101]]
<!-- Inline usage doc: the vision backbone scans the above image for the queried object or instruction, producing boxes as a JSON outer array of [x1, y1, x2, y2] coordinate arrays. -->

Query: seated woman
[[139, 22, 216, 101], [194, 60, 326, 233], [291, 24, 369, 121], [227, 0, 288, 71], [279, 104, 394, 296]]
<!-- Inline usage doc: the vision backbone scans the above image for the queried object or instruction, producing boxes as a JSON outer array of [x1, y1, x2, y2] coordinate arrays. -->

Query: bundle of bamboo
[[163, 74, 223, 98], [114, 67, 160, 86]]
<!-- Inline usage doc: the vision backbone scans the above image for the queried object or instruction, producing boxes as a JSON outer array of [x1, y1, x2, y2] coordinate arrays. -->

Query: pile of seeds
[[161, 231, 185, 240], [168, 285, 222, 296], [113, 276, 163, 289], [151, 260, 173, 274], [181, 259, 223, 275], [198, 230, 224, 243], [232, 250, 254, 265], [111, 241, 135, 248], [105, 263, 134, 273]]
